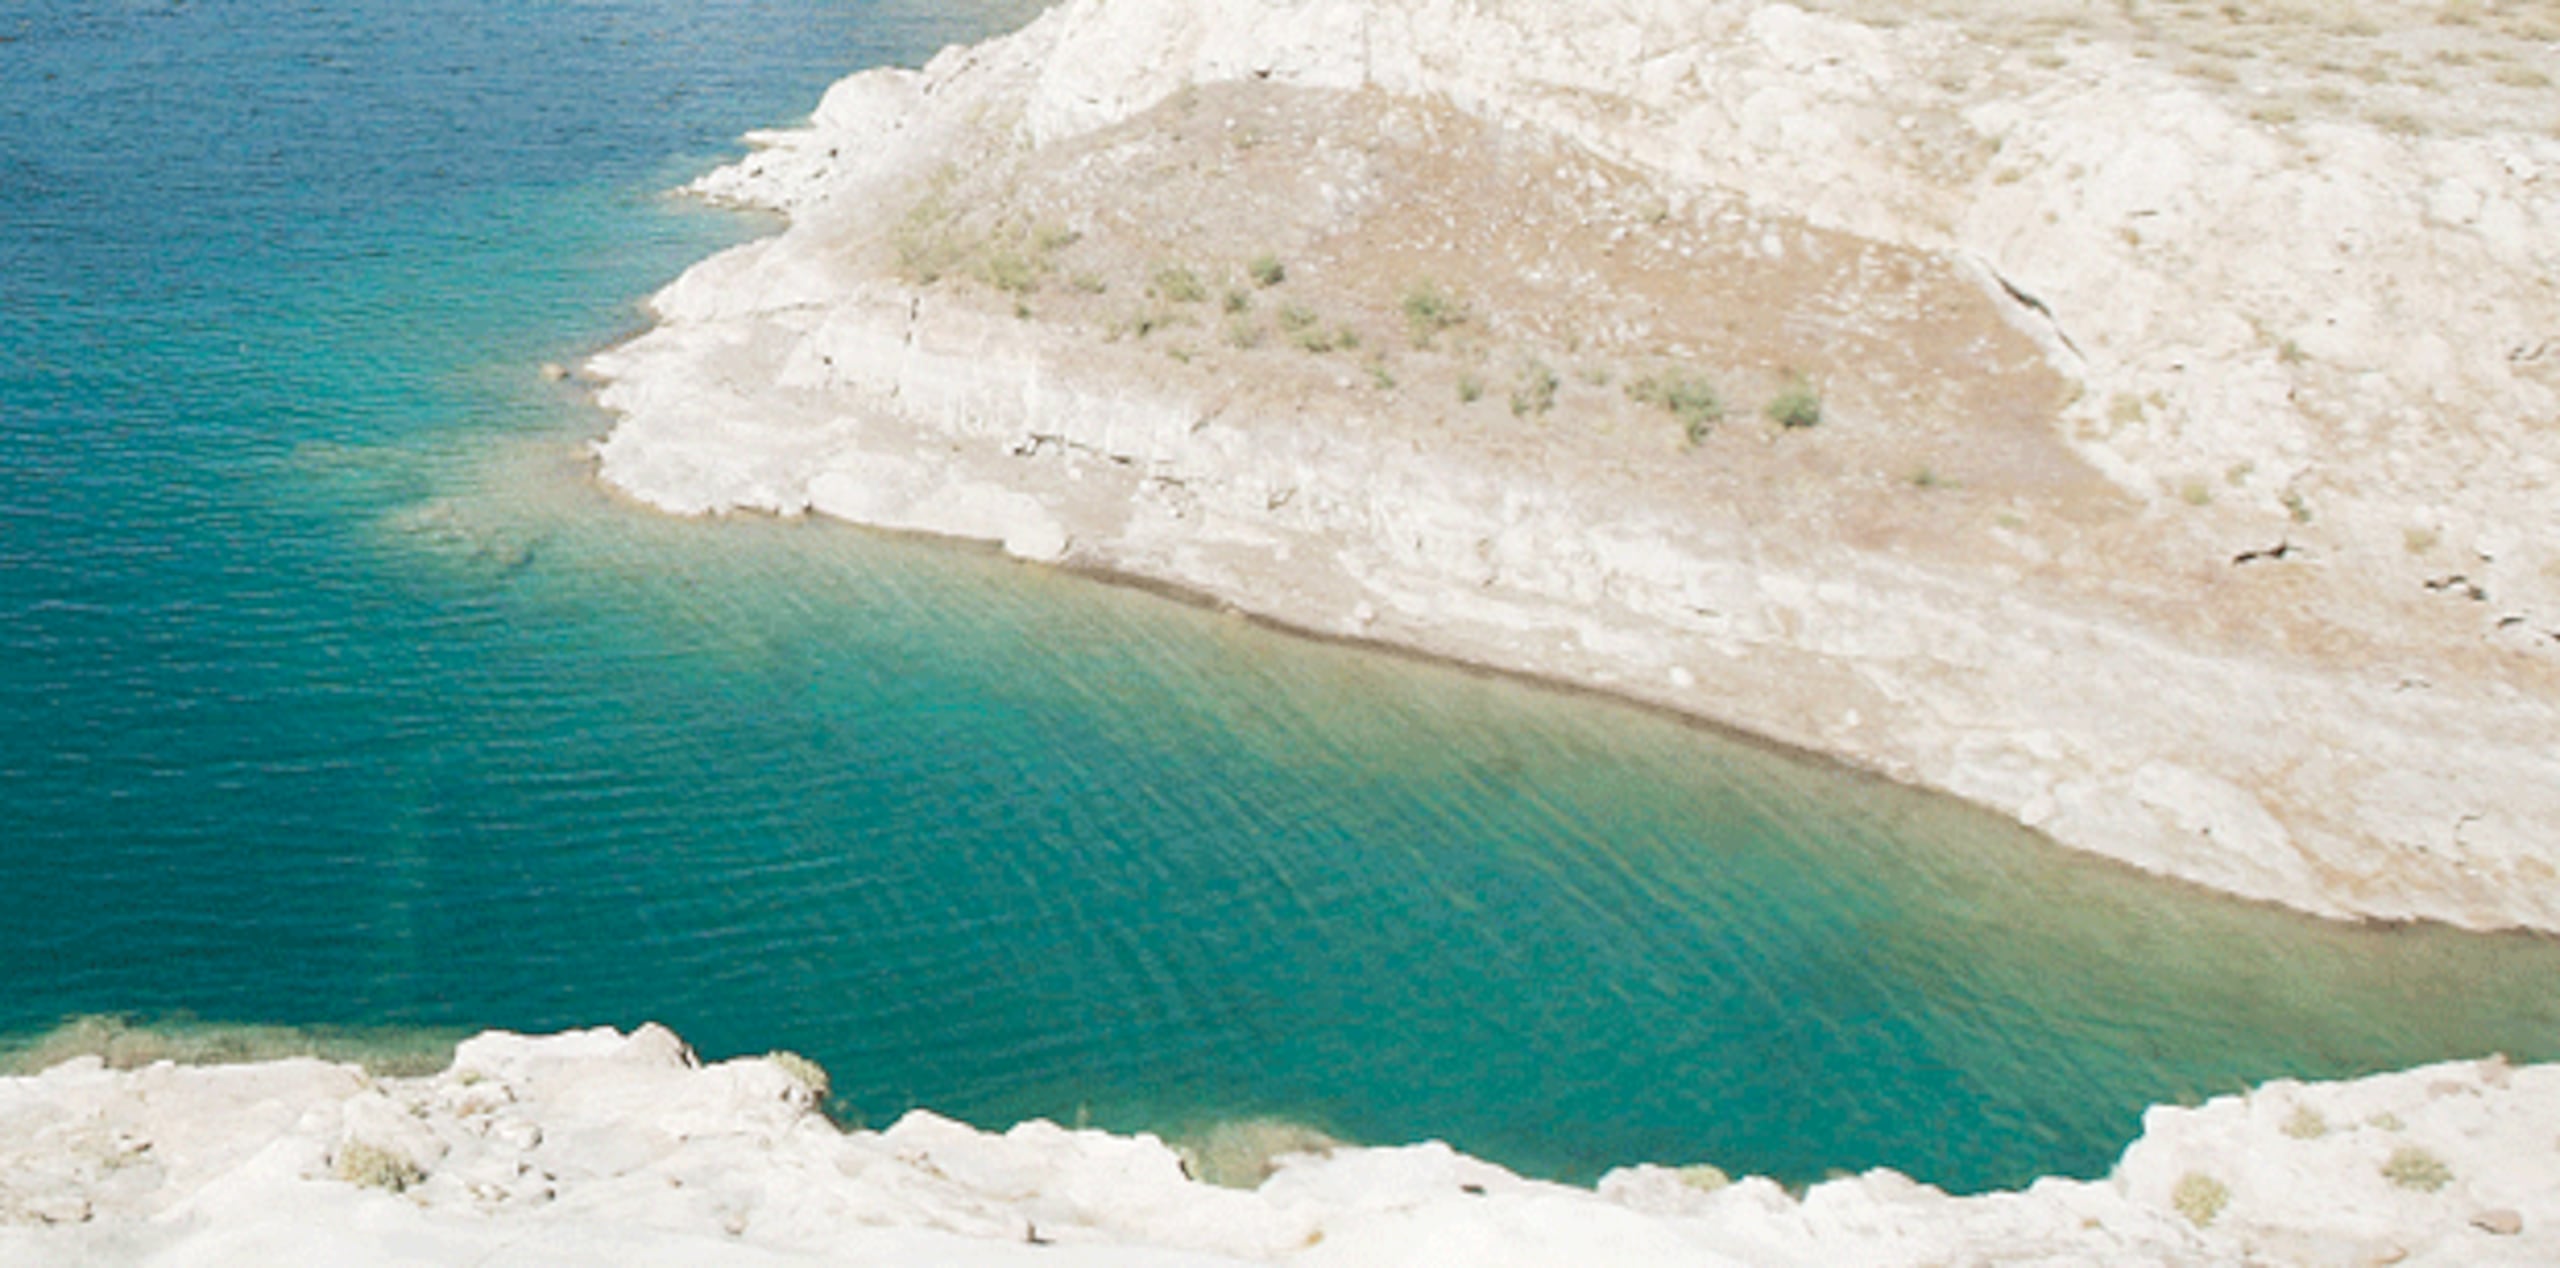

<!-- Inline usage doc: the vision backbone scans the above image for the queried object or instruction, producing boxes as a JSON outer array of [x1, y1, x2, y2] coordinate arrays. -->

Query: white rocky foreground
[[589, 0, 2560, 931], [1, 1026, 2550, 1265]]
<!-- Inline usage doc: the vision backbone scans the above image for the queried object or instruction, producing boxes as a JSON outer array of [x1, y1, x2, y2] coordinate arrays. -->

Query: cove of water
[[3, 0, 2556, 1195]]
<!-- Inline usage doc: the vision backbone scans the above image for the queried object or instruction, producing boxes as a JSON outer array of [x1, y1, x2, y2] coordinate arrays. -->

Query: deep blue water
[[3, 0, 2556, 1193]]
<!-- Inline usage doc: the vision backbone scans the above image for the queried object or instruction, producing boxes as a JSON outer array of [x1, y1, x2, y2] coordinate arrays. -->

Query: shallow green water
[[3, 0, 2554, 1194]]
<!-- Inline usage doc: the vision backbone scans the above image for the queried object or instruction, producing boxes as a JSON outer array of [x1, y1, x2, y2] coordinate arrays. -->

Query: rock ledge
[[6, 1027, 2555, 1265]]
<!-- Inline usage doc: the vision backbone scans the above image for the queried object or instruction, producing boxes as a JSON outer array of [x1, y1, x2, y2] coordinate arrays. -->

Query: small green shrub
[[1400, 281, 1468, 347], [1766, 379, 1822, 429], [2172, 1171, 2229, 1226], [1510, 360, 1559, 418], [895, 234, 965, 286], [1153, 266, 1209, 304], [1177, 1118, 1339, 1190], [1456, 371, 1485, 404], [1294, 327, 1347, 354], [1223, 287, 1252, 314], [1118, 309, 1182, 340], [2281, 1105, 2327, 1139], [1630, 372, 1723, 443], [334, 1141, 425, 1193], [891, 191, 966, 285], [1364, 355, 1397, 391], [2383, 1145, 2452, 1192], [1248, 253, 1286, 288], [1275, 303, 1354, 352], [1225, 317, 1263, 350], [767, 1050, 831, 1099], [980, 251, 1039, 295]]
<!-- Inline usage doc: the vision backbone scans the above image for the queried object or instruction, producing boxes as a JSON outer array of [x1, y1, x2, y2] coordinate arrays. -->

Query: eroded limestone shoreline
[[586, 0, 2560, 930], [4, 1025, 2553, 1265]]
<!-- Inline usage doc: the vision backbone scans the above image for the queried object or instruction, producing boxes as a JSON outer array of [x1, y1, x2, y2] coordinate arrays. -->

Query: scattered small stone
[[2422, 574, 2488, 601], [2472, 1208, 2523, 1236], [2231, 539, 2297, 565]]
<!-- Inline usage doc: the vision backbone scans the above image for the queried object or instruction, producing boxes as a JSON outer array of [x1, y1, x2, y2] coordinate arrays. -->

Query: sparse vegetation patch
[[2383, 1145, 2453, 1192], [892, 191, 968, 285], [1629, 371, 1724, 444], [1510, 359, 1559, 418], [980, 250, 1039, 295], [1400, 280, 1469, 348], [2172, 1172, 2229, 1226], [1277, 303, 1355, 353], [767, 1050, 832, 1100], [333, 1141, 425, 1193], [1153, 266, 1209, 304], [1033, 222, 1080, 253], [1766, 378, 1822, 429]]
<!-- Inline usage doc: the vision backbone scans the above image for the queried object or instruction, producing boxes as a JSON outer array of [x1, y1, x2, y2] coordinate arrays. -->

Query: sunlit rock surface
[[4, 1026, 2552, 1265]]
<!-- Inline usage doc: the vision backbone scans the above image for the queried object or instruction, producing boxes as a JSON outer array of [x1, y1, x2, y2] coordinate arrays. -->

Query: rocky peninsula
[[4, 1025, 2552, 1264], [592, 0, 2560, 931]]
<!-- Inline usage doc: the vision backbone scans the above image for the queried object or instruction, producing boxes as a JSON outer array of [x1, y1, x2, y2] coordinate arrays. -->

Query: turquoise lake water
[[4, 0, 2556, 1193]]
